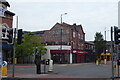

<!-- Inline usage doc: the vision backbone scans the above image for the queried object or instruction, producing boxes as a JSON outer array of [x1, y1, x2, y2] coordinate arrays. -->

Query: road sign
[[2, 61, 7, 67], [2, 61, 7, 76]]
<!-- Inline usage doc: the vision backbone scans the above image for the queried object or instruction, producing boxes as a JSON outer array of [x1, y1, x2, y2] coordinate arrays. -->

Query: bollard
[[96, 60, 99, 65], [48, 60, 53, 72], [116, 64, 118, 75], [14, 58, 17, 64], [104, 59, 107, 64], [2, 61, 7, 77]]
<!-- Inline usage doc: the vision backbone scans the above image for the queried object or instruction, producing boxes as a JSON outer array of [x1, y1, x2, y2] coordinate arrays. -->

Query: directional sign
[[2, 61, 7, 67]]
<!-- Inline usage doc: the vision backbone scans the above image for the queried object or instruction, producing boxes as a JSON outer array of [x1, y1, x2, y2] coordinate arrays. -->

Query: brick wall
[[42, 23, 86, 50], [2, 13, 14, 28]]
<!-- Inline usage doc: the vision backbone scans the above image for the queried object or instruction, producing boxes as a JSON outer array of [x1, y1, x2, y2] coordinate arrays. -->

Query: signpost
[[2, 61, 7, 77], [111, 27, 114, 80]]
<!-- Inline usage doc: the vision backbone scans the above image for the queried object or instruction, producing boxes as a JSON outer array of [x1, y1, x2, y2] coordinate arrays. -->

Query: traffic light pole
[[111, 27, 114, 80], [117, 45, 119, 77], [12, 16, 18, 77], [12, 28, 16, 77]]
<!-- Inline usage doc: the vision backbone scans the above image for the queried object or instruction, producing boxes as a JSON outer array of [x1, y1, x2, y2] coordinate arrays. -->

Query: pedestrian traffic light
[[114, 26, 120, 44], [7, 28, 13, 43], [17, 29, 23, 44]]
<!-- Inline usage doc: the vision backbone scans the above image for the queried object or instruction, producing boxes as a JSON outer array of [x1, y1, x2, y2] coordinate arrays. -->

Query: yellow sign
[[2, 61, 7, 76], [2, 66, 7, 76]]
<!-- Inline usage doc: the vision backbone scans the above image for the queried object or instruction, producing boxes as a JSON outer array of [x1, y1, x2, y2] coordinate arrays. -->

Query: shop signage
[[78, 51, 84, 53], [73, 50, 77, 53]]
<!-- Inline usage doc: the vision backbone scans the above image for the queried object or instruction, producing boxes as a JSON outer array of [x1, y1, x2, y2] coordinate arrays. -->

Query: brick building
[[0, 1, 15, 61], [36, 22, 91, 63], [42, 22, 85, 50], [85, 41, 94, 51]]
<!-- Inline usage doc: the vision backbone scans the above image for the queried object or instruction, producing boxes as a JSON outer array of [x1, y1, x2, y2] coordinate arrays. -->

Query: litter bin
[[48, 60, 53, 72], [96, 60, 99, 65]]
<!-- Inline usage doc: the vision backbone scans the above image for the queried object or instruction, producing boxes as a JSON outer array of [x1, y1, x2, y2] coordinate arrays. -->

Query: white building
[[42, 45, 72, 64]]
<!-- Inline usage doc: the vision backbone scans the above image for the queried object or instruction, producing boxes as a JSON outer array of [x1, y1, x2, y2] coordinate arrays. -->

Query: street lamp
[[60, 13, 67, 64], [61, 13, 67, 24]]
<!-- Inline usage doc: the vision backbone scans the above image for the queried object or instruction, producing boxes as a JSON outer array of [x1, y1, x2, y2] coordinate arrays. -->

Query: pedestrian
[[98, 58, 101, 65], [60, 58, 62, 64]]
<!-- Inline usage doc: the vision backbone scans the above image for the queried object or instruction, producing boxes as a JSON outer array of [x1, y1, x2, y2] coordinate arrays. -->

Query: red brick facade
[[1, 1, 15, 61], [41, 22, 85, 50], [0, 2, 15, 28], [2, 12, 14, 28]]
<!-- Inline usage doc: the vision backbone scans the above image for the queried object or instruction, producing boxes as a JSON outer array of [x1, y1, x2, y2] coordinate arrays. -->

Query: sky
[[6, 0, 119, 41]]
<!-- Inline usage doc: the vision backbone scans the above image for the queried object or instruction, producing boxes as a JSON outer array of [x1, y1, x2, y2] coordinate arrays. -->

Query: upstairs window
[[0, 6, 4, 17], [78, 33, 80, 39], [73, 32, 75, 38]]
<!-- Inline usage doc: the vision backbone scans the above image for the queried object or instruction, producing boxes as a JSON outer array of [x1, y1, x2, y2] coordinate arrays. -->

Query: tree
[[94, 32, 106, 58], [16, 32, 46, 58]]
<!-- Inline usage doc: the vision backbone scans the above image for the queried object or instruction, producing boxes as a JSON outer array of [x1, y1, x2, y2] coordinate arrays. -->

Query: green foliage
[[16, 32, 46, 57], [94, 32, 106, 57]]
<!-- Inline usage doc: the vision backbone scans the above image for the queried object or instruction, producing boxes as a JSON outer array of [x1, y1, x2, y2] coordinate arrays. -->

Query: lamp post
[[104, 30, 106, 64], [60, 13, 67, 64], [60, 13, 67, 24]]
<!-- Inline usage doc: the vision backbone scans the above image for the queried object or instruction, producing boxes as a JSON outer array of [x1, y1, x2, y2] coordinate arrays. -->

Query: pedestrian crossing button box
[[46, 59, 50, 65]]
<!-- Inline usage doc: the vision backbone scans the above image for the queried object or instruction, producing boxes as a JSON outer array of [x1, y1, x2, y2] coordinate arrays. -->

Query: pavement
[[0, 62, 117, 80]]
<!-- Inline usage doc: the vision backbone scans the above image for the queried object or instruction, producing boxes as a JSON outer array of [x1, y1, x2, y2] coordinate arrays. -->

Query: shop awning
[[0, 44, 12, 50], [101, 53, 111, 56], [73, 50, 88, 55]]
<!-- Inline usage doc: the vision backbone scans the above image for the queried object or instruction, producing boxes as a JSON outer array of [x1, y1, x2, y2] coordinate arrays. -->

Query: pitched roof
[[63, 22, 85, 34], [49, 22, 85, 34], [5, 10, 15, 16]]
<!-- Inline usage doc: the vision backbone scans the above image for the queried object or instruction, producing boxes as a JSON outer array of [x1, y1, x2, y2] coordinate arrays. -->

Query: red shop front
[[73, 50, 88, 63]]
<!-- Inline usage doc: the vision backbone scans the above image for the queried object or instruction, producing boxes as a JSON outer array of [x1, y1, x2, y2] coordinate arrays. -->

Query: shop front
[[72, 50, 88, 63], [100, 53, 111, 61], [1, 41, 13, 61], [50, 50, 70, 64]]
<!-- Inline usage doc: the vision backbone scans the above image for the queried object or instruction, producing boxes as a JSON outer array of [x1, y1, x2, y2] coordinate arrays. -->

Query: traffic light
[[7, 28, 13, 43], [17, 29, 23, 44], [114, 26, 120, 44], [2, 28, 7, 39]]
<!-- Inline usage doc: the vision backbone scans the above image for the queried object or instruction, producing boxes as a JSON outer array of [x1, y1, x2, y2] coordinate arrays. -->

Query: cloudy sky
[[6, 0, 119, 41]]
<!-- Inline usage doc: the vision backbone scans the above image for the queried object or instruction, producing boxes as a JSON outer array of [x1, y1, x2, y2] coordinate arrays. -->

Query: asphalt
[[0, 62, 117, 80]]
